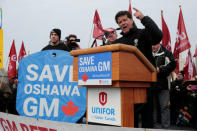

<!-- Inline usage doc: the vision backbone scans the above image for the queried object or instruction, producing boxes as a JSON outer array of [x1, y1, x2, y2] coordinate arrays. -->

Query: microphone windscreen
[[116, 28, 120, 30]]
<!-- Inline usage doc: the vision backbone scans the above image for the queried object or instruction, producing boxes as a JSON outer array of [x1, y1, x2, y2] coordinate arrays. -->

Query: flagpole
[[88, 22, 94, 48], [188, 49, 194, 65], [164, 8, 176, 81], [88, 9, 98, 48], [178, 5, 181, 72], [161, 10, 163, 27], [128, 0, 132, 18]]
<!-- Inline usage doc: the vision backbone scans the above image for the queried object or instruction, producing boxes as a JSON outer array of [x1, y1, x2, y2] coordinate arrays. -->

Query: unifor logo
[[99, 92, 107, 106]]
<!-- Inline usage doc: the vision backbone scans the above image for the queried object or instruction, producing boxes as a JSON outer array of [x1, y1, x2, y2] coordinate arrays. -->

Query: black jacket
[[41, 42, 70, 51], [113, 16, 163, 66], [154, 45, 176, 90]]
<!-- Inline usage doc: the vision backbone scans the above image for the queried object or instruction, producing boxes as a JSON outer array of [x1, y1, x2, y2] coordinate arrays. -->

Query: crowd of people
[[0, 7, 197, 129], [0, 73, 18, 115]]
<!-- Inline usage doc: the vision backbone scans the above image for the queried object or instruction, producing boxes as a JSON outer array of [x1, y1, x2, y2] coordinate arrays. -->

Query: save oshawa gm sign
[[87, 87, 121, 126], [16, 50, 86, 123]]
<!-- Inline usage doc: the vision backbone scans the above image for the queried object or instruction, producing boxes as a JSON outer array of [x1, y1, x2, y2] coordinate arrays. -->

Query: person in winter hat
[[41, 28, 69, 51]]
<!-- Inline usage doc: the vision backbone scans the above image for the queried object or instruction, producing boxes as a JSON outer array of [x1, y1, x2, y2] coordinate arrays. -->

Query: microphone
[[116, 28, 120, 30]]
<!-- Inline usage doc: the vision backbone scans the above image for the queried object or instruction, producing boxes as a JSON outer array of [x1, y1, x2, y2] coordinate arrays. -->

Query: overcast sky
[[1, 0, 197, 67]]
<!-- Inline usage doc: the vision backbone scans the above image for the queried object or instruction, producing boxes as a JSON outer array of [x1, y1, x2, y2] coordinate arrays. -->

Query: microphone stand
[[91, 33, 106, 48]]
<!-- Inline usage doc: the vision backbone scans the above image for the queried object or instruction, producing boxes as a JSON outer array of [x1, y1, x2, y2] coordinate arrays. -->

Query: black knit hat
[[50, 28, 61, 40]]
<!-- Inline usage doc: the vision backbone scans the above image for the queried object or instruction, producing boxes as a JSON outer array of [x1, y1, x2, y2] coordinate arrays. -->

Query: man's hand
[[133, 8, 144, 20]]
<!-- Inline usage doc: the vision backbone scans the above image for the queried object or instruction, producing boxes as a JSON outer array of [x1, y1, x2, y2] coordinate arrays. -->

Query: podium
[[70, 44, 156, 127]]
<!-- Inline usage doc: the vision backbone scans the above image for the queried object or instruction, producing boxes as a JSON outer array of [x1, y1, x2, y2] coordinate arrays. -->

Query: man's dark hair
[[115, 11, 132, 23], [50, 28, 61, 40], [66, 34, 80, 42], [68, 34, 77, 40]]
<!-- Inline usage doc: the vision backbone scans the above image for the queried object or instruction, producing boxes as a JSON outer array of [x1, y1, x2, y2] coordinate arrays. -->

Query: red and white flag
[[128, 0, 133, 18], [173, 7, 191, 74], [93, 10, 104, 42], [161, 11, 171, 51], [18, 41, 26, 62], [193, 47, 197, 57], [8, 40, 17, 79], [183, 50, 194, 80]]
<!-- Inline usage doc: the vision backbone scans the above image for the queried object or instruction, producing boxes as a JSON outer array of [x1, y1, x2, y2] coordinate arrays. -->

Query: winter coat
[[113, 16, 163, 66], [41, 42, 69, 51], [154, 45, 176, 90]]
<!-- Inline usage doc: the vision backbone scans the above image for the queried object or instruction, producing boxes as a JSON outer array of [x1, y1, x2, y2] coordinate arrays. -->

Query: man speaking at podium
[[113, 8, 162, 66], [113, 8, 163, 128]]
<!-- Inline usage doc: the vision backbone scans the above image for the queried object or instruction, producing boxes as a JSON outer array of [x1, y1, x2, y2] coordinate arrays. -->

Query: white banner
[[0, 112, 175, 131], [88, 87, 121, 126]]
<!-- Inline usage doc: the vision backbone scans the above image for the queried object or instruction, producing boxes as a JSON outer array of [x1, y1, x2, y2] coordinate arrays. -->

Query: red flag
[[8, 40, 17, 79], [128, 0, 133, 18], [193, 48, 197, 57], [93, 10, 104, 41], [161, 11, 171, 51], [173, 7, 191, 73], [183, 50, 193, 80], [18, 41, 26, 62]]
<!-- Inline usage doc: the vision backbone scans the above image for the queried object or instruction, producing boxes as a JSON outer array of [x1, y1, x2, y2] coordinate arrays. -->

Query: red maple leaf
[[61, 100, 79, 117], [82, 72, 88, 82]]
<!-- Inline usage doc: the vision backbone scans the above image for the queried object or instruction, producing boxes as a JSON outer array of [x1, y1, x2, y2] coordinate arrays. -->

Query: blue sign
[[16, 50, 86, 123], [78, 52, 112, 85]]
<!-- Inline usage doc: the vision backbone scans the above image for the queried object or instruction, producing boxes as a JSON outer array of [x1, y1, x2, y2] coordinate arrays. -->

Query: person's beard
[[51, 40, 59, 46]]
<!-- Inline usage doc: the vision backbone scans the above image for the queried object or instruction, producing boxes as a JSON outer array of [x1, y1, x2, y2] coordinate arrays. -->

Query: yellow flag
[[0, 29, 3, 68]]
